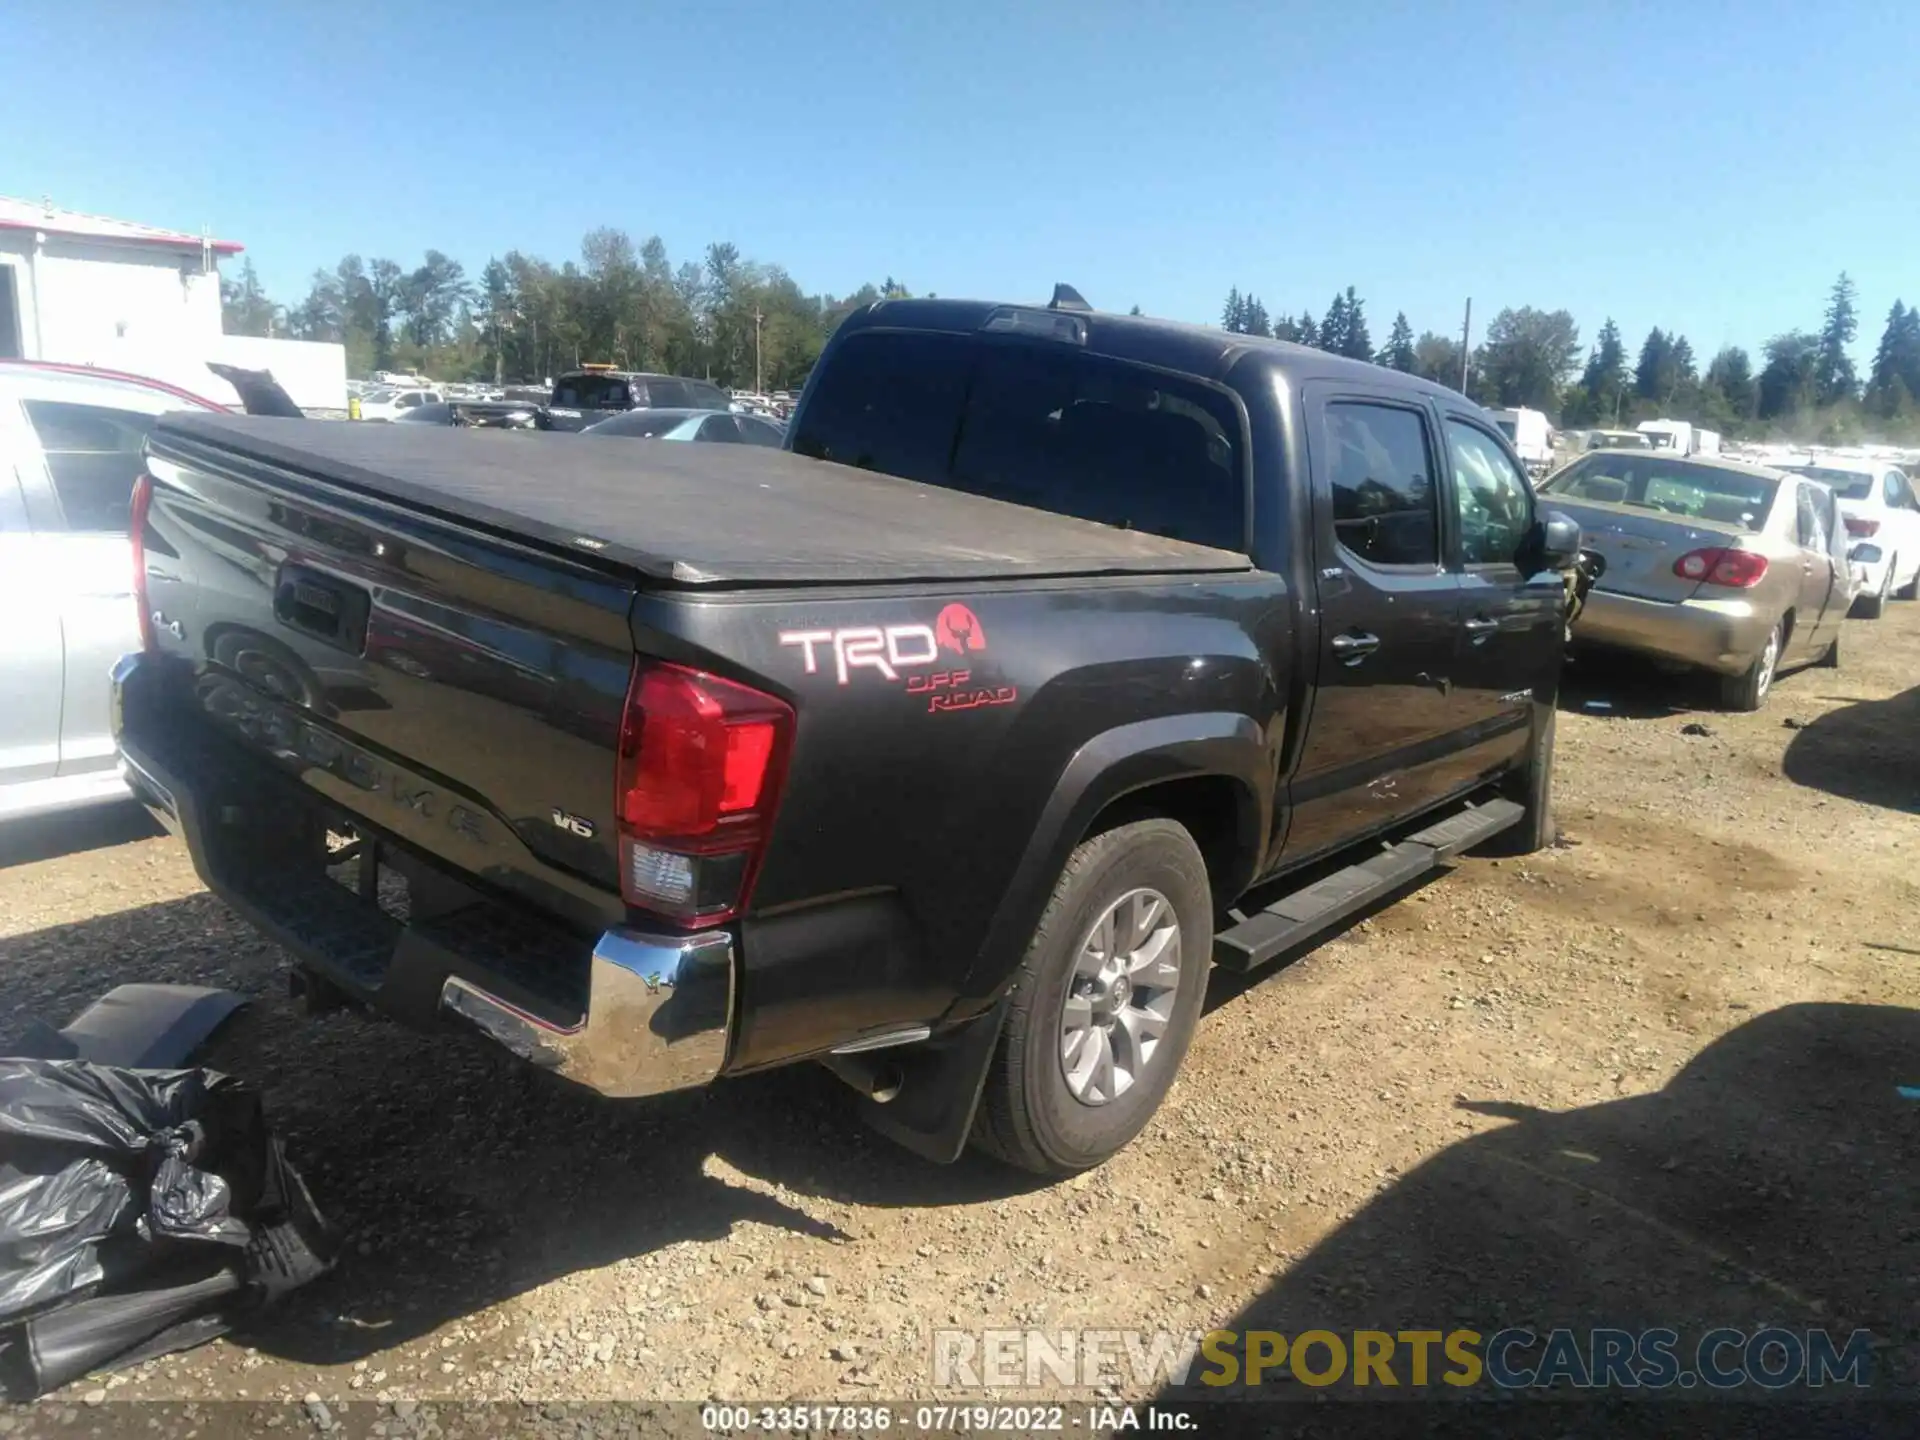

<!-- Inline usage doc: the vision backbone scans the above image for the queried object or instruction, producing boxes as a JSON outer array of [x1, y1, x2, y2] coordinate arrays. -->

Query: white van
[[1490, 407, 1555, 474]]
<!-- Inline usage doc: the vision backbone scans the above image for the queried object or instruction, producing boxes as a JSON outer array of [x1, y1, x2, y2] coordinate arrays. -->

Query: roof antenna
[[1048, 283, 1091, 312]]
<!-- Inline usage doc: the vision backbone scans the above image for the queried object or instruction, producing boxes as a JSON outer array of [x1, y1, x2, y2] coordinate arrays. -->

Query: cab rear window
[[791, 330, 1247, 551], [554, 375, 630, 408]]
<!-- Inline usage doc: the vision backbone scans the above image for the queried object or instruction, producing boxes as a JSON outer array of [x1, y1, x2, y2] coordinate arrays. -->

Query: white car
[[0, 361, 229, 820], [357, 386, 443, 421], [1788, 460, 1920, 617]]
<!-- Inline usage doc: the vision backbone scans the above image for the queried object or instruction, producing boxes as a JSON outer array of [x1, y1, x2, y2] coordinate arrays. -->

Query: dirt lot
[[4, 606, 1918, 1418]]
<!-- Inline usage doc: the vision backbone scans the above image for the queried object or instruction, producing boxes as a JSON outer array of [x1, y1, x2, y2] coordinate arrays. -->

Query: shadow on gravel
[[0, 801, 161, 870], [0, 890, 1049, 1365], [1784, 683, 1920, 814], [1559, 634, 1839, 724], [1160, 1003, 1920, 1434], [1558, 648, 1704, 720]]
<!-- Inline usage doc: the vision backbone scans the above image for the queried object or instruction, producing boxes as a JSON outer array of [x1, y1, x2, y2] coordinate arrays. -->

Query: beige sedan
[[1538, 452, 1852, 710]]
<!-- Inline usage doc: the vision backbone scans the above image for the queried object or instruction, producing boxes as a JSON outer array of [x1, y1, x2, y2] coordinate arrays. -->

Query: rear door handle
[[1463, 616, 1500, 640], [1330, 631, 1380, 664]]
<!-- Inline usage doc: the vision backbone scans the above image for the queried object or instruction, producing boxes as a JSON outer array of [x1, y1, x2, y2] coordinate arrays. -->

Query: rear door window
[[22, 399, 157, 533], [1794, 482, 1827, 552], [1321, 401, 1438, 567], [791, 330, 1247, 550], [646, 379, 694, 409], [696, 415, 742, 442]]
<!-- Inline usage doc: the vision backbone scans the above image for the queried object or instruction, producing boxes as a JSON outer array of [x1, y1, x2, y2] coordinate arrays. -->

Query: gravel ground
[[3, 606, 1918, 1422]]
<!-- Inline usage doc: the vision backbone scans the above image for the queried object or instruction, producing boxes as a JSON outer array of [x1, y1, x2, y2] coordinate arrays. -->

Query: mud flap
[[11, 984, 245, 1069], [853, 998, 1011, 1164]]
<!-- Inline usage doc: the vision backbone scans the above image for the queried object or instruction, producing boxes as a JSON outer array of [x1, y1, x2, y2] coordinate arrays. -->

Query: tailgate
[[1544, 498, 1747, 603], [140, 430, 637, 902]]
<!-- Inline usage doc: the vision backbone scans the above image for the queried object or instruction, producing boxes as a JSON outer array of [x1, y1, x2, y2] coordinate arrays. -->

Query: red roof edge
[[0, 216, 243, 255], [0, 358, 228, 410]]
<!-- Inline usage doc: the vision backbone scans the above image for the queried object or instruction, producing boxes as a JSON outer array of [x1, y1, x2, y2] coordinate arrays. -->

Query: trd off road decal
[[778, 604, 1016, 713]]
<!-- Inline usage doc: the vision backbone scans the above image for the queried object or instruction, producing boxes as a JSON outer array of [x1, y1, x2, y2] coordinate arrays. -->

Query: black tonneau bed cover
[[150, 413, 1253, 588]]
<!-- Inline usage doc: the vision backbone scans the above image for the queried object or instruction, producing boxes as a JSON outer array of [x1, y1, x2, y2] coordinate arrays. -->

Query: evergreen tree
[[1866, 300, 1920, 414], [1335, 287, 1372, 360], [1242, 295, 1272, 338], [1814, 271, 1859, 404], [1578, 317, 1628, 422], [1379, 311, 1416, 371], [1296, 311, 1319, 348], [1668, 336, 1697, 392], [1634, 327, 1672, 401], [1320, 291, 1349, 354], [1221, 287, 1244, 333], [1704, 346, 1757, 420]]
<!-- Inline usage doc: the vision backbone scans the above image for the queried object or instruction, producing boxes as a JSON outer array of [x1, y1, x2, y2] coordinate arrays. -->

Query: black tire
[[1897, 558, 1918, 600], [970, 818, 1212, 1177], [1851, 559, 1891, 619], [1481, 699, 1556, 855], [1719, 620, 1782, 712]]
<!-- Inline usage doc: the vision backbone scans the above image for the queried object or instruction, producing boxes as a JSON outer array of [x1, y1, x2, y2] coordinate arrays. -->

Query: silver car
[[0, 362, 224, 820], [1539, 451, 1854, 710]]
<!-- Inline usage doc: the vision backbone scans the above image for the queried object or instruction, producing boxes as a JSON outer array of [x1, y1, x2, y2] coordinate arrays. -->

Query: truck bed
[[152, 414, 1253, 588]]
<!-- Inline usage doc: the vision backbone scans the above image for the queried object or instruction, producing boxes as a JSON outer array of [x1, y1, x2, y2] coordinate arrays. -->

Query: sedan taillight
[[1673, 547, 1768, 588], [1844, 515, 1880, 538]]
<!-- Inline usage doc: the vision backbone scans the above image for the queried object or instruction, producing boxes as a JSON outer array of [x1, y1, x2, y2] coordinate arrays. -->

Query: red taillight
[[614, 660, 793, 926], [1844, 515, 1880, 538], [1672, 547, 1768, 589], [129, 472, 155, 651]]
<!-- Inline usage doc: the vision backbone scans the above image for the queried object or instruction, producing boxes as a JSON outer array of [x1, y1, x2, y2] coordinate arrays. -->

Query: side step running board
[[1213, 798, 1524, 973]]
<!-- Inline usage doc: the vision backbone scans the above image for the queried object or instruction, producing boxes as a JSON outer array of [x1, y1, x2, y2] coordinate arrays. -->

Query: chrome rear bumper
[[113, 649, 735, 1101], [440, 928, 734, 1098]]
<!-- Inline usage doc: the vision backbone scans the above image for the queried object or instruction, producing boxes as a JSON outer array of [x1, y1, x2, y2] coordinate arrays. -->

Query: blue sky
[[4, 1, 1915, 362]]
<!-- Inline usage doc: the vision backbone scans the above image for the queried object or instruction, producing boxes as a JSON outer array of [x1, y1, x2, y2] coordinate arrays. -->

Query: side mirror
[[1519, 510, 1583, 575]]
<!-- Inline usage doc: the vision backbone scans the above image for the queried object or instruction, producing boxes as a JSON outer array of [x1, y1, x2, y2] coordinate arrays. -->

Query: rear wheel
[[1719, 620, 1781, 711], [971, 818, 1212, 1176], [1853, 558, 1892, 619], [1818, 621, 1842, 668], [1897, 555, 1918, 600]]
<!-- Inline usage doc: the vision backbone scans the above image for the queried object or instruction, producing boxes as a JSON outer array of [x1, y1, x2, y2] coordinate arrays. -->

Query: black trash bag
[[0, 1059, 335, 1398]]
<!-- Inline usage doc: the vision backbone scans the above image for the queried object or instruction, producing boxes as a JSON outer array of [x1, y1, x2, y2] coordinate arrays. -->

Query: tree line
[[220, 230, 920, 392], [220, 232, 1920, 442], [1219, 273, 1920, 444]]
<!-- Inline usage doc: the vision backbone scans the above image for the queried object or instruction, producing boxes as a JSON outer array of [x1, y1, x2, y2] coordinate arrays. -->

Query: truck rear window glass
[[554, 375, 629, 408], [791, 331, 1247, 551]]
